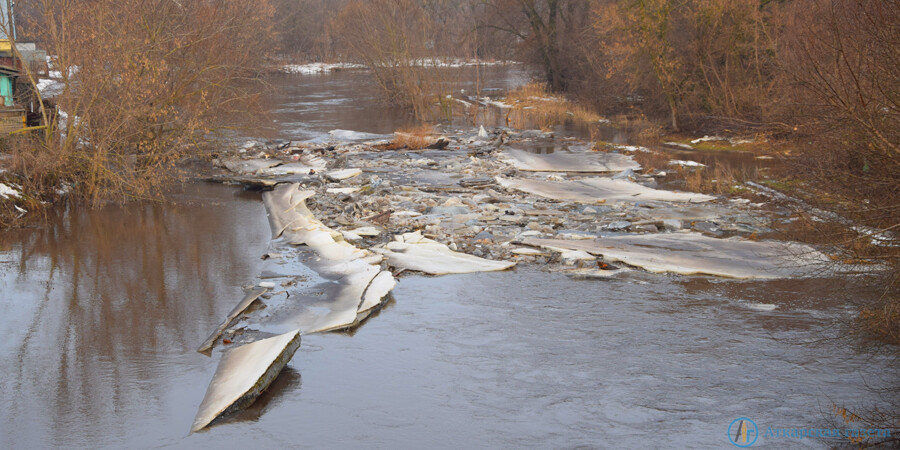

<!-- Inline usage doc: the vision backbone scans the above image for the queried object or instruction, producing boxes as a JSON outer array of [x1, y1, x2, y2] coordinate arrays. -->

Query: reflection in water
[[228, 367, 302, 426], [263, 66, 530, 142], [0, 183, 271, 449]]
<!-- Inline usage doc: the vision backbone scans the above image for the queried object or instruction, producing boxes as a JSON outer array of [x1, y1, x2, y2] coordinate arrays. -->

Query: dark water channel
[[0, 67, 896, 449]]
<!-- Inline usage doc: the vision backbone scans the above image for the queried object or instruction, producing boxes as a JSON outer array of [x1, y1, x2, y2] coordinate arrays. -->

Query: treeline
[[270, 0, 516, 62]]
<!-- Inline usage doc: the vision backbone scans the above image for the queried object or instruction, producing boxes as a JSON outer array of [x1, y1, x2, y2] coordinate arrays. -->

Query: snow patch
[[282, 62, 365, 75], [327, 129, 391, 142], [0, 183, 21, 199], [669, 160, 707, 168]]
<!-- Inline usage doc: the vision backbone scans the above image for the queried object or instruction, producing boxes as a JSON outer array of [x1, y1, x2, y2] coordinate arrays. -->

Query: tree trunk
[[669, 97, 679, 131]]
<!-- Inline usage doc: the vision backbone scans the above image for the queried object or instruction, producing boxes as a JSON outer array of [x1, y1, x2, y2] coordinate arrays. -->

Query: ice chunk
[[373, 232, 515, 275], [328, 129, 390, 142], [561, 250, 595, 264], [262, 162, 321, 176], [496, 177, 715, 204], [512, 247, 549, 256], [222, 159, 281, 175], [500, 149, 641, 173], [669, 160, 707, 168], [662, 219, 683, 231], [351, 227, 383, 237], [359, 271, 398, 313], [191, 329, 302, 433], [197, 287, 268, 353], [523, 233, 833, 279], [325, 168, 362, 181], [326, 187, 361, 195]]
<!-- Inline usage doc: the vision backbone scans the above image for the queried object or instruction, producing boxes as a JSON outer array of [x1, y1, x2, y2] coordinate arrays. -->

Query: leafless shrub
[[3, 0, 274, 207]]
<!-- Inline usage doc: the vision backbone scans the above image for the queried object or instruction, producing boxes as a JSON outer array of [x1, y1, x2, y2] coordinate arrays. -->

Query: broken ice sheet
[[496, 176, 715, 204], [245, 248, 383, 334], [191, 329, 302, 433], [221, 157, 326, 176], [197, 287, 269, 353], [263, 184, 368, 260], [359, 271, 398, 313], [500, 148, 641, 173], [326, 168, 363, 181], [222, 158, 281, 175], [373, 231, 516, 275], [523, 233, 834, 279], [202, 184, 396, 339]]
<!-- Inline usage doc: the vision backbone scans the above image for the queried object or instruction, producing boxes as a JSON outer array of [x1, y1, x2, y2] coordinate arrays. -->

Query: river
[[0, 66, 895, 449]]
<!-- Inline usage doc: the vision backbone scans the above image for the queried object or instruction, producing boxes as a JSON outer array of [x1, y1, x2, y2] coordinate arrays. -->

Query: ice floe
[[191, 329, 302, 433], [496, 177, 715, 204], [523, 233, 834, 279], [500, 148, 641, 173], [373, 231, 516, 275]]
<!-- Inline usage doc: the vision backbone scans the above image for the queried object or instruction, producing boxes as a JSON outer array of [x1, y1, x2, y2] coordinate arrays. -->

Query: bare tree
[[6, 0, 275, 205]]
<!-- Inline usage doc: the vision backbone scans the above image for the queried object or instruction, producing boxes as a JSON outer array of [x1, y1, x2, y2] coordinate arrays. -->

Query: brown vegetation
[[271, 0, 515, 63], [0, 0, 274, 210], [381, 124, 438, 150], [502, 82, 603, 130], [784, 0, 900, 354]]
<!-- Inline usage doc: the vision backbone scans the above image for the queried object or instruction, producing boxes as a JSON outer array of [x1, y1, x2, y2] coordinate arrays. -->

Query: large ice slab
[[374, 232, 516, 275], [245, 250, 382, 334], [523, 233, 832, 279], [191, 329, 302, 433], [251, 184, 396, 333], [222, 158, 280, 175], [263, 184, 369, 261], [496, 177, 715, 204], [500, 149, 641, 173], [221, 156, 326, 177]]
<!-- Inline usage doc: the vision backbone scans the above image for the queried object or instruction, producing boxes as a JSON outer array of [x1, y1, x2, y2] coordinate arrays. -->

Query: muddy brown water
[[1, 68, 897, 449]]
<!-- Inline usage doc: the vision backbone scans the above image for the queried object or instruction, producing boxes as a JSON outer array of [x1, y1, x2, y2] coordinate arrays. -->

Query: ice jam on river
[[0, 69, 895, 448]]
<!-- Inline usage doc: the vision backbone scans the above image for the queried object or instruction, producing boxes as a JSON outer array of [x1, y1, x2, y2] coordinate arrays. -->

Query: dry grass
[[678, 164, 760, 195], [606, 146, 760, 195], [378, 124, 437, 150], [501, 83, 604, 130], [629, 150, 671, 173]]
